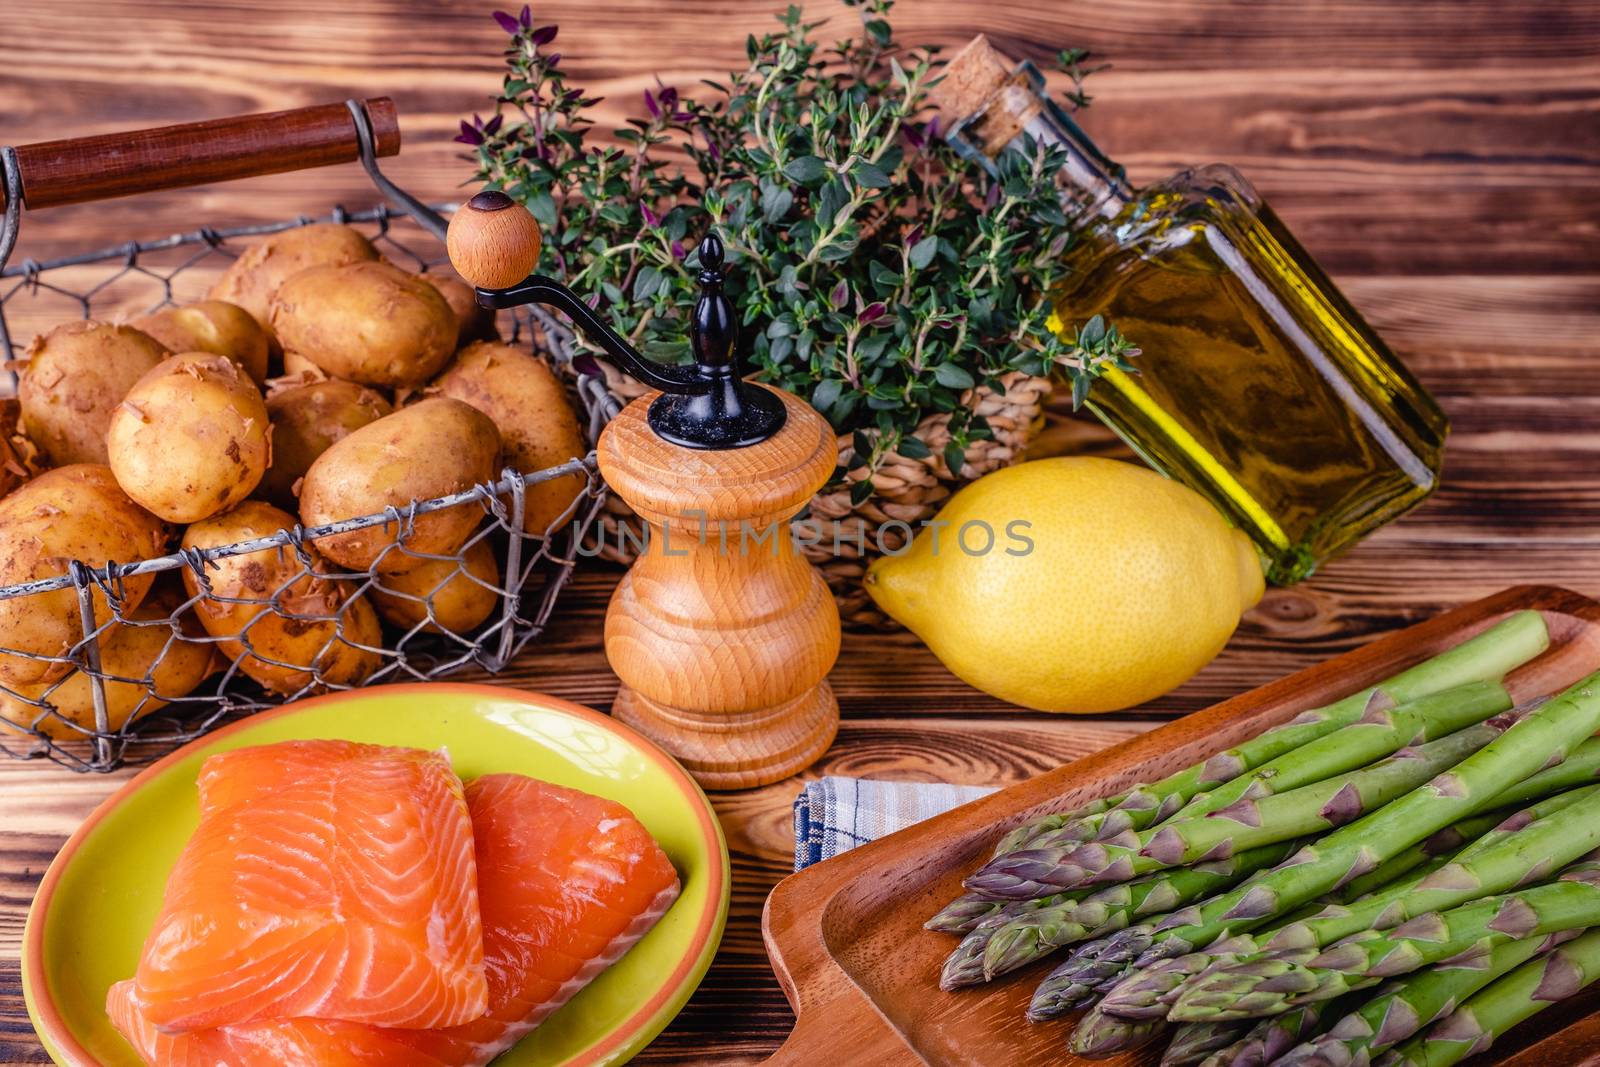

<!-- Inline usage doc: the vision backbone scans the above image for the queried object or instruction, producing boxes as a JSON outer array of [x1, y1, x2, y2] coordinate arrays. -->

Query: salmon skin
[[110, 773, 683, 1065], [132, 740, 487, 1032]]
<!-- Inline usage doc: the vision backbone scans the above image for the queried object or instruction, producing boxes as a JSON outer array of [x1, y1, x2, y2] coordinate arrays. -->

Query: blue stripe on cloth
[[793, 777, 998, 871]]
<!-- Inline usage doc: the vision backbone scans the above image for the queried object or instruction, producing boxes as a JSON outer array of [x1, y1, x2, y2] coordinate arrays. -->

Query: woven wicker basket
[[586, 362, 1054, 629]]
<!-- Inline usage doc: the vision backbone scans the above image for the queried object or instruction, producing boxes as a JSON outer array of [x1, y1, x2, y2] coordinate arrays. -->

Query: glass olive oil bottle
[[932, 38, 1448, 584]]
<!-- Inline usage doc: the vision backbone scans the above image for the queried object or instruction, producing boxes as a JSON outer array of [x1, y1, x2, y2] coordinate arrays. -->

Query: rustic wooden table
[[2, 1, 1598, 1063]]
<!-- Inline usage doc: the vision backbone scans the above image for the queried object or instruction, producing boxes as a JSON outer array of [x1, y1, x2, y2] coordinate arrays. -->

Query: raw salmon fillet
[[132, 740, 487, 1032], [109, 774, 682, 1066]]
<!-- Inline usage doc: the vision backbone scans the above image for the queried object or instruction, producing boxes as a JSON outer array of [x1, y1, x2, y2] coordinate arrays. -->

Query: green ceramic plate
[[23, 683, 729, 1067]]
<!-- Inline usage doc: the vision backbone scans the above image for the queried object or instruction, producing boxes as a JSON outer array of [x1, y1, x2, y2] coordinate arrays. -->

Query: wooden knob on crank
[[446, 189, 543, 289]]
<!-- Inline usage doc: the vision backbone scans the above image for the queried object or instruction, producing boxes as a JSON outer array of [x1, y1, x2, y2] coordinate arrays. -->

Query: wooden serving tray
[[762, 586, 1600, 1066]]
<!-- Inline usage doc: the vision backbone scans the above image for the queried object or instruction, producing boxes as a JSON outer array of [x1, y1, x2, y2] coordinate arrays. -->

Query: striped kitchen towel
[[793, 776, 997, 870]]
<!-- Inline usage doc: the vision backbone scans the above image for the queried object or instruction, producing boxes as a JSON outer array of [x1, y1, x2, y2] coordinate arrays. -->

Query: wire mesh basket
[[0, 99, 621, 771]]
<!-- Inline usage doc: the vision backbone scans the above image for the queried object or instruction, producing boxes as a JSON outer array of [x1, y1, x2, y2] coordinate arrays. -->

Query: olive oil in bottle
[[931, 38, 1448, 584]]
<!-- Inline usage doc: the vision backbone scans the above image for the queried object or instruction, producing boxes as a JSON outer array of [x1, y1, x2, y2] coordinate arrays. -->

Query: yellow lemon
[[865, 457, 1264, 712]]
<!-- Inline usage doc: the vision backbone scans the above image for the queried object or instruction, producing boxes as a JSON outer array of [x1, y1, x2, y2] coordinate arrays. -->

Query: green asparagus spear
[[1168, 789, 1600, 1018], [1069, 1003, 1169, 1058], [1251, 785, 1600, 953], [1197, 996, 1354, 1067], [1162, 1021, 1246, 1066], [1099, 935, 1270, 1020], [1275, 932, 1573, 1066], [925, 893, 1007, 934], [982, 839, 1301, 980], [924, 797, 1134, 932], [1091, 672, 1600, 1020], [940, 924, 1000, 990], [1106, 959, 1356, 1058], [944, 611, 1551, 947], [1031, 859, 1349, 1021], [1037, 613, 1552, 858], [1151, 791, 1597, 1026], [1169, 858, 1600, 1021], [986, 681, 1517, 895], [1171, 681, 1514, 828], [1197, 1032, 1255, 1066], [1011, 824, 1456, 986], [1330, 785, 1591, 912], [1340, 788, 1592, 907], [1029, 934, 1144, 1019], [1082, 794, 1580, 1020], [1332, 809, 1508, 904], [1447, 786, 1595, 863], [989, 792, 1129, 857], [1132, 676, 1600, 958], [928, 884, 1101, 935], [1000, 724, 1599, 906], [1016, 808, 1133, 852], [1042, 741, 1511, 1000], [1377, 926, 1600, 1067], [939, 889, 1094, 988], [975, 695, 1515, 896], [1481, 735, 1600, 807]]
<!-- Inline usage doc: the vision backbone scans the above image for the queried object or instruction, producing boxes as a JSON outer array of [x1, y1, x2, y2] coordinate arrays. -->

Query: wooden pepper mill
[[448, 191, 840, 789]]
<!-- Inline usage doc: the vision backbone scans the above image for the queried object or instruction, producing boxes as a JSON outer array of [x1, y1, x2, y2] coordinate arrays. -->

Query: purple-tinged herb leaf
[[459, 2, 1128, 512]]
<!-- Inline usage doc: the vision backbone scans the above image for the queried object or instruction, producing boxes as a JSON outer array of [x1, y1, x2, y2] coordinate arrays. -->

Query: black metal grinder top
[[446, 189, 785, 450]]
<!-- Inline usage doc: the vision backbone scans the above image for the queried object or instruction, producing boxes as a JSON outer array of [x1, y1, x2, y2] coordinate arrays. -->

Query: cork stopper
[[926, 35, 1016, 117], [926, 35, 1042, 156]]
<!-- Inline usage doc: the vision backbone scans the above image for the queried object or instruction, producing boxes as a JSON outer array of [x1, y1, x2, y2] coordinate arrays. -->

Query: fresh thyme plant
[[462, 1, 1137, 501]]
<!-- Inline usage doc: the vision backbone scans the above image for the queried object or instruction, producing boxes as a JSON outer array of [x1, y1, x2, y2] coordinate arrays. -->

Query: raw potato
[[372, 537, 500, 634], [18, 322, 170, 465], [2, 581, 216, 740], [0, 465, 168, 688], [280, 350, 328, 382], [181, 501, 381, 695], [299, 397, 500, 573], [107, 353, 271, 523], [422, 272, 498, 347], [432, 341, 588, 536], [260, 380, 392, 509], [270, 261, 457, 389], [132, 300, 271, 384], [0, 399, 30, 502], [207, 222, 378, 334]]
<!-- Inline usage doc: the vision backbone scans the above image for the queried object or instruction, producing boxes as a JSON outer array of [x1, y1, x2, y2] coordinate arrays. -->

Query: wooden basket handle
[[3, 97, 400, 210]]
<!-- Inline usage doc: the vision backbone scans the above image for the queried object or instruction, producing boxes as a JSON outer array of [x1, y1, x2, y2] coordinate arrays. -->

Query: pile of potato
[[0, 223, 589, 740]]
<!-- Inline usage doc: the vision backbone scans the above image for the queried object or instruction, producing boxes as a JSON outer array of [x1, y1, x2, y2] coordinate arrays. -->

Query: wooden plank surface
[[1, 0, 1599, 1063]]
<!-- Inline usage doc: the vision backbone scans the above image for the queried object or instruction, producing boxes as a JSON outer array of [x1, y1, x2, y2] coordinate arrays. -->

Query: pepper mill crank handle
[[473, 275, 701, 393], [446, 185, 786, 449], [445, 188, 701, 393]]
